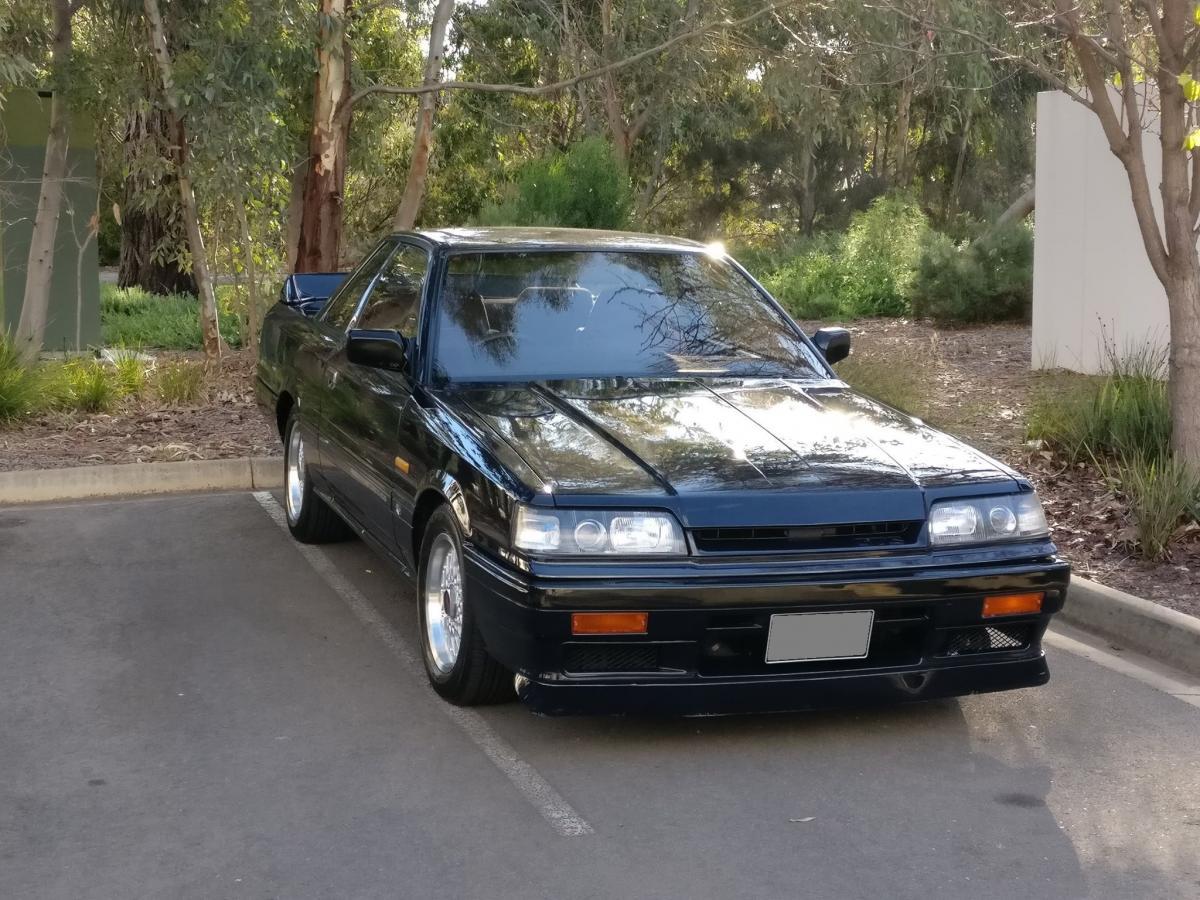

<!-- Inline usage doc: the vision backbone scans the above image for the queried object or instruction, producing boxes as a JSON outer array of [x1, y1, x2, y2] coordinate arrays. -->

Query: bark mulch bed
[[3, 329, 1197, 616], [0, 351, 278, 473]]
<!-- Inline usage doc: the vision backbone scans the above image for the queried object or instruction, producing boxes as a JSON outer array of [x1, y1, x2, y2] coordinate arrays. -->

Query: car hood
[[440, 378, 1016, 526]]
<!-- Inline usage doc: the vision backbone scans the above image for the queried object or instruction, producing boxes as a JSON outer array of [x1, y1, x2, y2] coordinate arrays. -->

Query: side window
[[355, 245, 429, 337], [320, 241, 395, 330]]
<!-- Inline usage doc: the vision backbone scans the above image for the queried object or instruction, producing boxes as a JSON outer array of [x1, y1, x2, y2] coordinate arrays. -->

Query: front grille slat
[[692, 520, 921, 554]]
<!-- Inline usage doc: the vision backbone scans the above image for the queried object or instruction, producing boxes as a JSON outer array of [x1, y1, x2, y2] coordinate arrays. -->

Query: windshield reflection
[[433, 251, 823, 382]]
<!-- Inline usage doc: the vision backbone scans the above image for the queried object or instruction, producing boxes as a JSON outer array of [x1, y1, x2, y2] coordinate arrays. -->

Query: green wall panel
[[1, 90, 101, 351]]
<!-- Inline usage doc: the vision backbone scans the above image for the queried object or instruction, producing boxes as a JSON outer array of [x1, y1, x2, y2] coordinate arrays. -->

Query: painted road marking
[[252, 492, 594, 837], [1044, 628, 1200, 710]]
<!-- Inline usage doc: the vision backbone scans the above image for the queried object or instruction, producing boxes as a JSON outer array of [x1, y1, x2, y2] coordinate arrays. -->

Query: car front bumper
[[463, 547, 1071, 716]]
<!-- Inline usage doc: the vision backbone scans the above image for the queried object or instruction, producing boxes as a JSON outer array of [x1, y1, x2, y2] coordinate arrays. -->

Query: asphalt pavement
[[2, 491, 1198, 900]]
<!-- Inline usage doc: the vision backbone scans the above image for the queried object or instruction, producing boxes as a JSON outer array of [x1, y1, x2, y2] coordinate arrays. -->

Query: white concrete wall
[[1032, 90, 1171, 373]]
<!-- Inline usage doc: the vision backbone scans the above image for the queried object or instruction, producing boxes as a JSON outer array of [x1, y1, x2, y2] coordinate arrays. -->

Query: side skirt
[[315, 485, 413, 579]]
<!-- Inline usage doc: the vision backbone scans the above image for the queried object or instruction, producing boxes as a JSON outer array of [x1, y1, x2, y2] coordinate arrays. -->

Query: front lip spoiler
[[515, 654, 1050, 716]]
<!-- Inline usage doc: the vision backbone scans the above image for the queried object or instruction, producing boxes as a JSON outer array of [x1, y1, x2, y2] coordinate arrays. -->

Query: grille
[[563, 644, 659, 673], [691, 521, 921, 554], [942, 625, 1030, 656]]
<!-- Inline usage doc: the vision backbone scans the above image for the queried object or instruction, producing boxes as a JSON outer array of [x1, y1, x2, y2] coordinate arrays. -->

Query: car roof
[[408, 227, 709, 254]]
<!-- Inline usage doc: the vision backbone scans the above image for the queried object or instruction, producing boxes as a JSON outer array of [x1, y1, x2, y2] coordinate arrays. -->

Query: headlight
[[513, 506, 687, 556], [928, 493, 1049, 547]]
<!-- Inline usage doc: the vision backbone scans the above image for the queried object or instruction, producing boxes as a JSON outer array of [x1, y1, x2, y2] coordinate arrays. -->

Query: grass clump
[[1028, 342, 1198, 559], [1105, 455, 1200, 560], [110, 349, 149, 397], [1027, 344, 1171, 463], [154, 360, 205, 405], [102, 284, 242, 350], [61, 360, 120, 413], [0, 334, 41, 421]]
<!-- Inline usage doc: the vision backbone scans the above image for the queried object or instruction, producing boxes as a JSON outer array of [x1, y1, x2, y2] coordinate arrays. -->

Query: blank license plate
[[765, 611, 875, 663]]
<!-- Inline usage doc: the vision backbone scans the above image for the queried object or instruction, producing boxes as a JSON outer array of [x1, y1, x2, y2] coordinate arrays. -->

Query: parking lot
[[3, 491, 1199, 899]]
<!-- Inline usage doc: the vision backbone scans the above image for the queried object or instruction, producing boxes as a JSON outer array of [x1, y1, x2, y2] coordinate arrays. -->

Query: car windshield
[[431, 250, 824, 382]]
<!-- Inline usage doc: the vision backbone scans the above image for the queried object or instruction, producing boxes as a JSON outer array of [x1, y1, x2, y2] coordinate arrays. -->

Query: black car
[[256, 227, 1069, 715]]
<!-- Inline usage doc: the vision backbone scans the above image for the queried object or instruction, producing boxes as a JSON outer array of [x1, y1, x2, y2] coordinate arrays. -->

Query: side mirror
[[298, 299, 327, 318], [812, 327, 851, 365], [347, 329, 409, 372]]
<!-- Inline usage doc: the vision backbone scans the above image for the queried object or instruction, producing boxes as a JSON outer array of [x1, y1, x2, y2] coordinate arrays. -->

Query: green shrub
[[61, 360, 119, 413], [102, 284, 242, 350], [154, 360, 205, 405], [1027, 343, 1171, 463], [756, 193, 930, 320], [0, 334, 41, 421], [841, 193, 930, 314], [1106, 454, 1200, 560], [912, 224, 1032, 323], [763, 244, 847, 320], [479, 137, 632, 229]]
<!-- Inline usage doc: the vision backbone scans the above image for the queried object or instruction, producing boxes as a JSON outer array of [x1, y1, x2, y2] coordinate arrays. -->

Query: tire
[[282, 412, 351, 544], [418, 506, 513, 705]]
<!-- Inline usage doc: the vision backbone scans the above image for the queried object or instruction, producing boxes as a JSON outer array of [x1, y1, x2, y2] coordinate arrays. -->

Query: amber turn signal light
[[982, 592, 1044, 618], [571, 612, 649, 635]]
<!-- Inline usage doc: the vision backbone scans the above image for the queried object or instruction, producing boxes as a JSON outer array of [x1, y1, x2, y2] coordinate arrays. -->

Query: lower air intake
[[943, 625, 1030, 656], [563, 644, 659, 673]]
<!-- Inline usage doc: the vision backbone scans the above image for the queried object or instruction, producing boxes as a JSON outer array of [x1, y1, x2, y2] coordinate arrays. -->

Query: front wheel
[[283, 413, 350, 543], [418, 507, 512, 705]]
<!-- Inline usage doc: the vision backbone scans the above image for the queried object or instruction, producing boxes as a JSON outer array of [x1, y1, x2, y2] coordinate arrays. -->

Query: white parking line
[[1044, 628, 1200, 710], [252, 492, 594, 837]]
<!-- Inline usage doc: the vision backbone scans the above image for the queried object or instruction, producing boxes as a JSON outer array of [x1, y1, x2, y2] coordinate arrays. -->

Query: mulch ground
[[3, 328, 1197, 616], [0, 351, 278, 472]]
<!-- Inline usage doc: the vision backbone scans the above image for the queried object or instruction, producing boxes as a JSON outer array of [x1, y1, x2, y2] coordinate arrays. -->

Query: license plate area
[[765, 610, 875, 664]]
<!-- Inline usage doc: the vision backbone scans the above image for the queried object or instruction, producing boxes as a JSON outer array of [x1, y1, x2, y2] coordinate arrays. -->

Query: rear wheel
[[283, 413, 350, 543], [418, 506, 512, 705]]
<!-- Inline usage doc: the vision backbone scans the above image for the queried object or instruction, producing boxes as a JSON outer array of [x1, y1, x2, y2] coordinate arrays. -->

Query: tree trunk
[[981, 186, 1035, 240], [117, 102, 197, 296], [392, 0, 454, 231], [284, 152, 308, 273], [15, 0, 74, 360], [1166, 266, 1200, 465], [893, 75, 913, 185], [234, 191, 262, 354], [143, 0, 222, 360], [295, 0, 351, 272]]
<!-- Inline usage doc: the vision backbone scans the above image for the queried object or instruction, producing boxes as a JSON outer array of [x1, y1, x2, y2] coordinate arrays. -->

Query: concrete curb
[[1061, 576, 1200, 678], [0, 457, 282, 504]]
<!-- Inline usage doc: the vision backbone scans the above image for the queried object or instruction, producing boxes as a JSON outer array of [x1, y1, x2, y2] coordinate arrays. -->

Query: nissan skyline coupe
[[257, 227, 1070, 715]]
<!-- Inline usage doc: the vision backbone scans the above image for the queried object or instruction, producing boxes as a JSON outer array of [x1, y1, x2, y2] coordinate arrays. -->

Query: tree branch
[[338, 0, 792, 121]]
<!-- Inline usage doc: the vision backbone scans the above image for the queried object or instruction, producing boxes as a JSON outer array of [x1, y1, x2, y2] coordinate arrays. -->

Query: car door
[[323, 241, 431, 546], [310, 240, 397, 495]]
